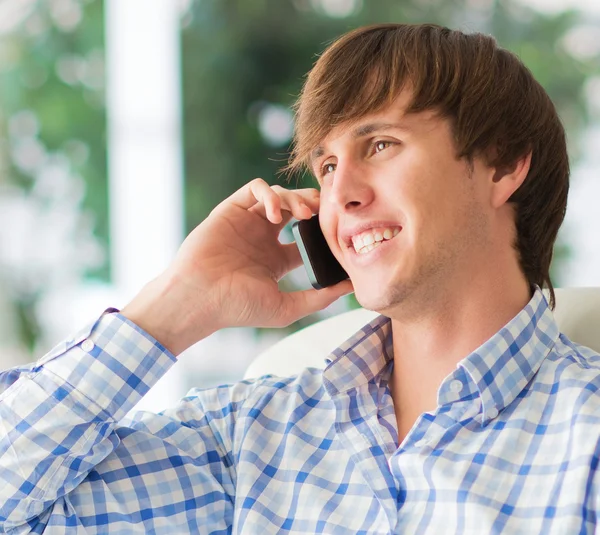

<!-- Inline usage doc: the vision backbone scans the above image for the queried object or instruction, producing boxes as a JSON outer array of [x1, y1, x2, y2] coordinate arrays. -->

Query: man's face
[[312, 89, 494, 314]]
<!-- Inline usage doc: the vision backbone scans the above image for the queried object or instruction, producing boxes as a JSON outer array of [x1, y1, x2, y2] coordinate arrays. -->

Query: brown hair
[[287, 23, 569, 309]]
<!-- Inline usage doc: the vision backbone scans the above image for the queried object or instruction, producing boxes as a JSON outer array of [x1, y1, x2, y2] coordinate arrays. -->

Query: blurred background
[[0, 0, 599, 411]]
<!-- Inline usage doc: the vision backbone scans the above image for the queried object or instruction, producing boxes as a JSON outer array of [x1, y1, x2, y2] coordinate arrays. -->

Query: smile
[[351, 226, 401, 254]]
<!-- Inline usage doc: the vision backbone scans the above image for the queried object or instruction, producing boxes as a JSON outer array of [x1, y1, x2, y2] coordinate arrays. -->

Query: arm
[[0, 180, 352, 533], [0, 312, 178, 532]]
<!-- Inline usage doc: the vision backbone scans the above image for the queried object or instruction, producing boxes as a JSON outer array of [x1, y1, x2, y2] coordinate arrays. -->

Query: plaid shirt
[[1, 287, 600, 534]]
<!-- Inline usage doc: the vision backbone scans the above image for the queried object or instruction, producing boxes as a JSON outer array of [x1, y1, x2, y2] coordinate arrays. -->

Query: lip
[[339, 221, 403, 248]]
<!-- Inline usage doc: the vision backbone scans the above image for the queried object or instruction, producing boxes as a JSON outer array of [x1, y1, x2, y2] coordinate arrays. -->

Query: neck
[[388, 268, 532, 443]]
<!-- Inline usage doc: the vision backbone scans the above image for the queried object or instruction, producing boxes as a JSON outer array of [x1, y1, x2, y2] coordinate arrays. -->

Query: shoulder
[[185, 367, 328, 414], [538, 333, 600, 402], [550, 333, 600, 371]]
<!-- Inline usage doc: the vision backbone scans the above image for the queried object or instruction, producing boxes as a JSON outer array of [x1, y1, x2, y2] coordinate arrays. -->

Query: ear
[[490, 151, 532, 208]]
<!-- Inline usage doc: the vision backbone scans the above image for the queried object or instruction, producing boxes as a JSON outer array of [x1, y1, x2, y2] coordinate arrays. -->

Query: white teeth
[[351, 227, 401, 254], [358, 242, 381, 254]]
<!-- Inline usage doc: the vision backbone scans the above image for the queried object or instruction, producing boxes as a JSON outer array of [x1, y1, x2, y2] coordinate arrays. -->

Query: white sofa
[[245, 287, 600, 379]]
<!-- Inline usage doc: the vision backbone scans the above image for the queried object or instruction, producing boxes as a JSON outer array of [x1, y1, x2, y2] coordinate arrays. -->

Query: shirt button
[[81, 339, 95, 352], [449, 379, 463, 393], [488, 407, 499, 419]]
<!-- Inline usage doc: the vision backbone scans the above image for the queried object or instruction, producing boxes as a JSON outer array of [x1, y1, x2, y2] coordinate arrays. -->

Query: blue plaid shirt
[[1, 287, 600, 534]]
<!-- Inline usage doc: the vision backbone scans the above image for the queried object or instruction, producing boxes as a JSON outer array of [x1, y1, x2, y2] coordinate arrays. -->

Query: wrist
[[121, 270, 219, 356]]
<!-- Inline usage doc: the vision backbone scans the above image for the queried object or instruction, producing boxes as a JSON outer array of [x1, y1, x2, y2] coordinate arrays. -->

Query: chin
[[351, 272, 415, 315], [352, 284, 397, 314]]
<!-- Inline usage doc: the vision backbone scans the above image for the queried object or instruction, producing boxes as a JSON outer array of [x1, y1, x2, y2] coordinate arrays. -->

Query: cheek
[[402, 184, 457, 247], [318, 209, 337, 248]]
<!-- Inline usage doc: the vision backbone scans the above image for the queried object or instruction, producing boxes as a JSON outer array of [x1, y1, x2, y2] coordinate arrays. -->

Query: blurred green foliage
[[0, 0, 106, 351], [0, 0, 107, 275], [0, 0, 598, 348]]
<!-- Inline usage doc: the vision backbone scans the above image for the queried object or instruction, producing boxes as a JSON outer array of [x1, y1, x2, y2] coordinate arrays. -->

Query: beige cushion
[[244, 288, 600, 379]]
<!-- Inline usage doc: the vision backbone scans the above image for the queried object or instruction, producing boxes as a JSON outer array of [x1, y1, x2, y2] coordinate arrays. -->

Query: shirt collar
[[322, 315, 393, 397], [457, 286, 559, 422], [322, 286, 559, 422]]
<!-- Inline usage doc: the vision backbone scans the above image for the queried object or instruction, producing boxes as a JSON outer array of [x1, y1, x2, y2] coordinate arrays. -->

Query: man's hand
[[121, 179, 353, 355]]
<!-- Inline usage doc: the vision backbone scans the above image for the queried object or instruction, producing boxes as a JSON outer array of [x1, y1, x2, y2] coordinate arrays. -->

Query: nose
[[325, 160, 374, 213]]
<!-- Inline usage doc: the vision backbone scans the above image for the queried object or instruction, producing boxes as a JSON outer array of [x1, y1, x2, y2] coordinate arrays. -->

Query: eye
[[321, 162, 336, 177], [374, 140, 393, 153]]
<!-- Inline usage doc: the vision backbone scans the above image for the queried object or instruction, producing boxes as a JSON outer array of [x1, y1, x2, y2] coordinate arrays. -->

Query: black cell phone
[[292, 215, 349, 289]]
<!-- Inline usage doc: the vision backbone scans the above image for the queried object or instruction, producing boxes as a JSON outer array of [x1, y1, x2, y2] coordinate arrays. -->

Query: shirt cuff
[[35, 310, 177, 422]]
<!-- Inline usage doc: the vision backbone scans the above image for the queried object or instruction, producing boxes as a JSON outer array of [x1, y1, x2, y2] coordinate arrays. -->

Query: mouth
[[345, 225, 402, 255]]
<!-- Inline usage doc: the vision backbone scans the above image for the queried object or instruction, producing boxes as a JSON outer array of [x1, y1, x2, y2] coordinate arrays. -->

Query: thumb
[[277, 279, 354, 326]]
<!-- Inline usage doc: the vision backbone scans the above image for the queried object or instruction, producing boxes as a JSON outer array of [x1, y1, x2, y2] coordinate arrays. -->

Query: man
[[1, 23, 597, 534]]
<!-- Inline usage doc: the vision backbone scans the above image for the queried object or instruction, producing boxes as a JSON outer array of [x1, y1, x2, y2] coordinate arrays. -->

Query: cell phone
[[292, 215, 349, 289]]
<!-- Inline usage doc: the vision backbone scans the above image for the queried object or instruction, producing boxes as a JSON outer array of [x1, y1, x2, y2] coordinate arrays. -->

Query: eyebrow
[[310, 121, 411, 168]]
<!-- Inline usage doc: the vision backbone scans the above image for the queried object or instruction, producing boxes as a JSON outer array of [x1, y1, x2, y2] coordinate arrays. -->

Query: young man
[[1, 23, 597, 534]]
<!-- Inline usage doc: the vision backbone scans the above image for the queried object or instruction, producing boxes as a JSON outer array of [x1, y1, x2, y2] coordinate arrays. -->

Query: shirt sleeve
[[0, 311, 238, 534]]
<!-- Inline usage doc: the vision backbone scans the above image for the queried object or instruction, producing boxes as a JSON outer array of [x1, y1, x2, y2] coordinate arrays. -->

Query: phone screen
[[292, 215, 349, 289]]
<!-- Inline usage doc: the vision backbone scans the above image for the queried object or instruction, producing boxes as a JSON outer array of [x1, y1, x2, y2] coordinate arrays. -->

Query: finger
[[239, 183, 319, 221], [298, 188, 321, 212], [228, 178, 283, 223], [252, 187, 315, 220], [249, 196, 311, 223], [274, 280, 355, 327], [271, 186, 320, 216], [249, 206, 297, 233]]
